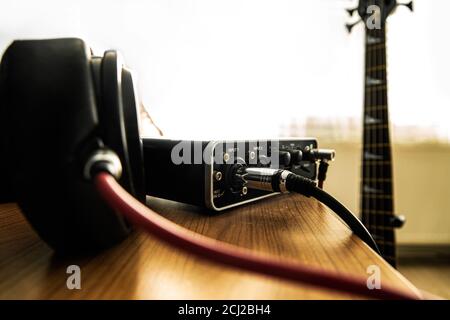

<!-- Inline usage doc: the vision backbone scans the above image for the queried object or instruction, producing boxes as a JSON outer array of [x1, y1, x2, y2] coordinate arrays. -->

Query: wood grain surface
[[0, 194, 420, 299]]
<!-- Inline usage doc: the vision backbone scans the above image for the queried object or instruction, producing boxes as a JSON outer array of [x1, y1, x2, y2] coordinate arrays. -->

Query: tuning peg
[[346, 7, 358, 16], [345, 19, 362, 33], [390, 215, 406, 228], [397, 1, 413, 11]]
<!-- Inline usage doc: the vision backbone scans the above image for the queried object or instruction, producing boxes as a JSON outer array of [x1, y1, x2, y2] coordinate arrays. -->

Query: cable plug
[[243, 168, 316, 195], [303, 148, 335, 162], [242, 167, 380, 254], [83, 149, 123, 181], [317, 160, 330, 189]]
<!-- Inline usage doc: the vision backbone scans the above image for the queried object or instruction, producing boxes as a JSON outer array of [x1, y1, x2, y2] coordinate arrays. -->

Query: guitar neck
[[361, 26, 397, 266]]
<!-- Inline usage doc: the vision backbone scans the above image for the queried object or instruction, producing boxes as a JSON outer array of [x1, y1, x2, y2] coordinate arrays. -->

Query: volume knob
[[290, 150, 303, 165], [278, 151, 291, 167]]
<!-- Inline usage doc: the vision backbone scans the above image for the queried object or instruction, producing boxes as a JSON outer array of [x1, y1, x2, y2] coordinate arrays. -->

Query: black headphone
[[0, 38, 145, 253]]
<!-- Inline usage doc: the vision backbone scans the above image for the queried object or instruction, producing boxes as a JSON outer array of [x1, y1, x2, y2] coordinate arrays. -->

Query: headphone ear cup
[[0, 53, 14, 203], [0, 172, 14, 203], [0, 39, 131, 253]]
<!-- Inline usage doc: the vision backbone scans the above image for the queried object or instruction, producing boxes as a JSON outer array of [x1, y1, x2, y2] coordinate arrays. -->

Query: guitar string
[[363, 7, 369, 235], [378, 8, 385, 256], [376, 0, 384, 257], [363, 2, 371, 238], [371, 0, 378, 252], [384, 20, 394, 263], [366, 7, 370, 238], [364, 0, 370, 236], [368, 0, 375, 248], [380, 2, 389, 258], [380, 2, 393, 262], [382, 3, 393, 261], [371, 9, 377, 251]]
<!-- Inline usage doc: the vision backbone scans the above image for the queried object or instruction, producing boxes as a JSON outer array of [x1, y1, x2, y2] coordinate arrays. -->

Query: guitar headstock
[[345, 0, 413, 33]]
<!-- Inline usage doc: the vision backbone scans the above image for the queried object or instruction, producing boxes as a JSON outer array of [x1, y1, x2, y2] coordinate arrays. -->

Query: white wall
[[1, 0, 449, 140], [325, 142, 450, 245]]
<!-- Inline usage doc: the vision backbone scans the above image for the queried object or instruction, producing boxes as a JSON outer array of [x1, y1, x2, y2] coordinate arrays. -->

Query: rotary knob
[[278, 151, 291, 167], [290, 150, 303, 165]]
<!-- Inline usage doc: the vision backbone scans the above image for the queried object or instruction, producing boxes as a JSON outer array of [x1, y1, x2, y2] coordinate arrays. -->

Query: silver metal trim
[[279, 170, 291, 193], [214, 171, 223, 181], [204, 141, 278, 211], [204, 138, 318, 211], [83, 149, 123, 180]]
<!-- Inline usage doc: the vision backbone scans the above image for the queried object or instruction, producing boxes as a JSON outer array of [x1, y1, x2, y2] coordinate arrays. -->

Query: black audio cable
[[317, 160, 329, 189], [242, 168, 380, 254]]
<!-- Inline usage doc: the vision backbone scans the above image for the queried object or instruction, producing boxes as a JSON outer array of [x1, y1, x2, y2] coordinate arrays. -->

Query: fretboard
[[360, 26, 397, 267]]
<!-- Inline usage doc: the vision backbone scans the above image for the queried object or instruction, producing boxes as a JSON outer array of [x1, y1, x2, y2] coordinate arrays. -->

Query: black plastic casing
[[143, 138, 318, 211], [143, 139, 207, 206]]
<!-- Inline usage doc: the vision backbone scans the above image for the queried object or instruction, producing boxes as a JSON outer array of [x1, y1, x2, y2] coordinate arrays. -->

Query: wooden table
[[0, 194, 420, 299]]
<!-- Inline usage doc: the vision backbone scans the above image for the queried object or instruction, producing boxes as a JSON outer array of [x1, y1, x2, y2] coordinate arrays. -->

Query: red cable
[[94, 172, 421, 300]]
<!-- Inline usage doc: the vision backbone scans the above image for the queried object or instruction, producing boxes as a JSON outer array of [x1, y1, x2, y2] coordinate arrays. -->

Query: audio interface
[[142, 138, 334, 211]]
